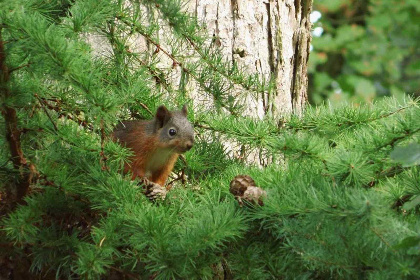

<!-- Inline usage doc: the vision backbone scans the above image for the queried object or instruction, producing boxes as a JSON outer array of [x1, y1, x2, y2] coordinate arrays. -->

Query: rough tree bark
[[88, 0, 313, 118], [191, 0, 313, 117]]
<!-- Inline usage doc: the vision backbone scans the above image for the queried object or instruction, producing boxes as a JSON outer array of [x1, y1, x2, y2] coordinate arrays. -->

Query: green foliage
[[1, 0, 420, 279], [309, 0, 420, 104]]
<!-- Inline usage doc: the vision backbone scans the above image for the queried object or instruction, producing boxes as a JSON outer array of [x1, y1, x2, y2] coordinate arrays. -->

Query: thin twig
[[35, 94, 58, 131], [369, 227, 396, 253], [285, 104, 416, 132], [304, 255, 359, 269], [139, 102, 153, 116], [185, 37, 266, 93], [99, 119, 109, 171], [39, 97, 93, 130], [194, 122, 214, 131], [8, 63, 31, 74], [366, 105, 412, 122], [167, 168, 186, 187], [117, 17, 238, 115], [155, 6, 268, 94], [38, 174, 90, 204], [295, 249, 359, 269], [129, 52, 175, 95], [375, 128, 420, 151]]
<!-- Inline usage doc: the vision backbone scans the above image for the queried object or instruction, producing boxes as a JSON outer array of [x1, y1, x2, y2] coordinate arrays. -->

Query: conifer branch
[[118, 17, 238, 115], [365, 104, 413, 122], [8, 63, 31, 74], [152, 0, 270, 94], [38, 173, 90, 204], [194, 122, 221, 132], [117, 17, 184, 70], [368, 165, 411, 188], [35, 94, 59, 132], [38, 97, 93, 130], [0, 29, 34, 203], [184, 36, 269, 94], [33, 97, 107, 155], [138, 102, 153, 116], [99, 119, 109, 171], [300, 253, 359, 269], [128, 52, 176, 96], [102, 22, 178, 99], [285, 102, 417, 132], [376, 127, 420, 150], [368, 227, 396, 253], [167, 168, 186, 186]]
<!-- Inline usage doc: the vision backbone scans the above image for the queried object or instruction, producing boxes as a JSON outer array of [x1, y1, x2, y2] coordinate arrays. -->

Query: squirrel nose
[[185, 141, 193, 151]]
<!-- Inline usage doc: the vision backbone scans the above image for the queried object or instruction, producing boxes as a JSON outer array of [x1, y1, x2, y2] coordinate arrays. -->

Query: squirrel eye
[[169, 128, 177, 136]]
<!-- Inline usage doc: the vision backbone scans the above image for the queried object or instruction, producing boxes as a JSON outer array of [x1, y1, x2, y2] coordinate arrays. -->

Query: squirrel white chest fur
[[144, 148, 177, 177]]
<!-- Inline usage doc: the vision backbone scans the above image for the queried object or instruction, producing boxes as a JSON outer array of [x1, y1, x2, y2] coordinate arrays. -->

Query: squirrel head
[[154, 105, 194, 153]]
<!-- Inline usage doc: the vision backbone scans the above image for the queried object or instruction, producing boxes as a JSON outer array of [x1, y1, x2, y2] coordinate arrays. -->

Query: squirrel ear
[[155, 105, 171, 128], [181, 104, 188, 116]]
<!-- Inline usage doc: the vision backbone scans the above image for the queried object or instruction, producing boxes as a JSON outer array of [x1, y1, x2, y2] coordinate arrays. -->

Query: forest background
[[309, 0, 419, 104]]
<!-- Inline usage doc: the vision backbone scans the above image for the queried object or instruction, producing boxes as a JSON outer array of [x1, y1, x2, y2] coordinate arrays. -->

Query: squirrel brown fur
[[113, 105, 194, 186]]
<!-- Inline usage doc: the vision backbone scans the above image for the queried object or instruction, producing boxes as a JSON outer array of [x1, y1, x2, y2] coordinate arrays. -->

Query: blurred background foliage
[[308, 0, 420, 105]]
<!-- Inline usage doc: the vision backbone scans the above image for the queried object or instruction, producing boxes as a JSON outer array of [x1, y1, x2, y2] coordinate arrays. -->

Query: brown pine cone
[[139, 178, 167, 201], [229, 175, 266, 206]]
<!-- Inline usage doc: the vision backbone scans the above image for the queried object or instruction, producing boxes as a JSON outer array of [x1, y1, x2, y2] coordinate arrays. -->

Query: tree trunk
[[192, 0, 313, 117], [87, 0, 313, 118]]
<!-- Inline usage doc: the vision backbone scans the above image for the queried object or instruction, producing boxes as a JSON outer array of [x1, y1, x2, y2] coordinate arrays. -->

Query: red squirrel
[[113, 105, 194, 189]]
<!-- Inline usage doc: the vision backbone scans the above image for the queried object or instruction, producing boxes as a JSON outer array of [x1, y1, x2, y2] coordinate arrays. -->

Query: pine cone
[[229, 175, 266, 206], [140, 178, 167, 201]]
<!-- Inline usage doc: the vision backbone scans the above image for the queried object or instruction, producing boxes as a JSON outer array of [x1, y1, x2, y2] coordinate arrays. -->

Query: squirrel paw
[[141, 178, 167, 200]]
